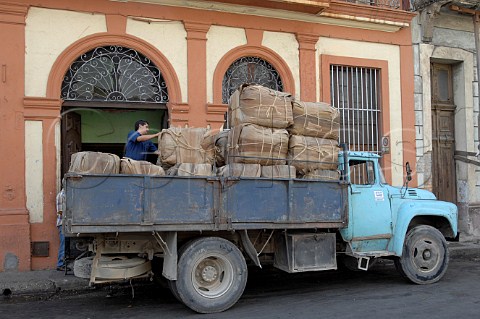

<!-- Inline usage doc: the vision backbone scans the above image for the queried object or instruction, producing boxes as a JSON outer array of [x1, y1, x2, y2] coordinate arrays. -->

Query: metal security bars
[[61, 46, 169, 103], [330, 65, 381, 154]]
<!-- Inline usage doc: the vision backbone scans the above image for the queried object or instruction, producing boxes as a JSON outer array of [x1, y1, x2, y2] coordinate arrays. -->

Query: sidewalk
[[1, 241, 479, 299]]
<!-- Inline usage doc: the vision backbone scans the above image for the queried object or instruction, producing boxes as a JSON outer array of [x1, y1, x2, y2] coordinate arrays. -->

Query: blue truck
[[64, 149, 458, 313]]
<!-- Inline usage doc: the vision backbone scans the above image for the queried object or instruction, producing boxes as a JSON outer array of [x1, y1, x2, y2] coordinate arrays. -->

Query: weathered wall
[[0, 0, 416, 271], [411, 8, 480, 240]]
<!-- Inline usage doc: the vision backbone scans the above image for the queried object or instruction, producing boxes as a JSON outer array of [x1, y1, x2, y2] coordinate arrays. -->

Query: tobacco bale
[[68, 152, 120, 174], [228, 84, 293, 129], [120, 158, 165, 176], [228, 123, 289, 166], [217, 163, 261, 177], [303, 169, 340, 180], [177, 163, 213, 177], [289, 101, 340, 139], [214, 130, 229, 167], [261, 165, 296, 178], [159, 127, 215, 165], [288, 135, 340, 172]]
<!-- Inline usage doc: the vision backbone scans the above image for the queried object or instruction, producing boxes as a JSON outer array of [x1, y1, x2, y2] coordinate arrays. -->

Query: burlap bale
[[177, 163, 213, 177], [228, 124, 289, 165], [214, 130, 229, 167], [228, 84, 293, 129], [120, 158, 165, 176], [303, 169, 340, 180], [289, 101, 340, 139], [288, 135, 340, 172], [261, 165, 296, 178], [68, 152, 120, 174], [217, 163, 261, 177], [159, 127, 215, 165]]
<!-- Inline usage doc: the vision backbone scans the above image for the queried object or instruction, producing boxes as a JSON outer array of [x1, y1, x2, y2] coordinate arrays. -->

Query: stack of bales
[[68, 151, 121, 174], [288, 101, 340, 180], [158, 127, 216, 176], [216, 83, 341, 180], [219, 83, 295, 178], [68, 151, 165, 176]]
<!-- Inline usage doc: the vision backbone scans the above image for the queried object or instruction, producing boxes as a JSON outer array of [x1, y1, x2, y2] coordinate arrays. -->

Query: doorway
[[431, 63, 457, 203], [59, 45, 170, 176]]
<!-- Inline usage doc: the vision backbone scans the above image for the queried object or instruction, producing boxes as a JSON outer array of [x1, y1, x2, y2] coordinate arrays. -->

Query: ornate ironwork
[[61, 46, 168, 103], [342, 0, 402, 10], [222, 56, 283, 103]]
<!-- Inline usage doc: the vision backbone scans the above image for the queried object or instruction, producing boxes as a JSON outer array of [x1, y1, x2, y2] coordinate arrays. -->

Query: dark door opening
[[61, 103, 168, 177]]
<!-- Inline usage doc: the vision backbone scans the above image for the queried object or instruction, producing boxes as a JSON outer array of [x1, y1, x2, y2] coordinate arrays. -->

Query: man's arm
[[136, 131, 160, 142]]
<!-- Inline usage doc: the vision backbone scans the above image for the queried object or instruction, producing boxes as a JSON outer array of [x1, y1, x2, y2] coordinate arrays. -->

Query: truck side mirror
[[406, 162, 412, 182]]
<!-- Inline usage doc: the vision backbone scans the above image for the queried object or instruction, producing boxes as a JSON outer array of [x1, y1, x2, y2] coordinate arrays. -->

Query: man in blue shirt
[[125, 120, 160, 161]]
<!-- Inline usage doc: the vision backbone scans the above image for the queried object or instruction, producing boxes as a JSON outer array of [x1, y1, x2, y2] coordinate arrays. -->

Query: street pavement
[[1, 241, 479, 299]]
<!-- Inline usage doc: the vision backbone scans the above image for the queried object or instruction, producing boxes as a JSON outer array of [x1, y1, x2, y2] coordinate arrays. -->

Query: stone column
[[183, 21, 211, 128], [296, 33, 319, 102]]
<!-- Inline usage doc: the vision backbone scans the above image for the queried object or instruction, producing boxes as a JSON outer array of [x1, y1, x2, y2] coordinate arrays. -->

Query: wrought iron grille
[[61, 46, 168, 103], [222, 56, 283, 103], [330, 65, 381, 154], [341, 0, 402, 9]]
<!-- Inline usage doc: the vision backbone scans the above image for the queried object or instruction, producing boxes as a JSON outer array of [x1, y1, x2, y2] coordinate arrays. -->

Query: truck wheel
[[167, 279, 181, 302], [394, 225, 449, 284], [175, 237, 248, 313]]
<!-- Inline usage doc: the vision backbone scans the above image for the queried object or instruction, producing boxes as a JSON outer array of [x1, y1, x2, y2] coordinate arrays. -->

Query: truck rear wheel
[[394, 225, 449, 284], [175, 237, 248, 313]]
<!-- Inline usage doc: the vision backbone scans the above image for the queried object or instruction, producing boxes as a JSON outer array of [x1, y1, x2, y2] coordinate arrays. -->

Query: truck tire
[[394, 225, 449, 285], [175, 237, 248, 313], [167, 279, 181, 302]]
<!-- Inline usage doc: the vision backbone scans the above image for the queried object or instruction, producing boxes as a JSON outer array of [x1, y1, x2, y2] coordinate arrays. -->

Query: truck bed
[[64, 174, 348, 234]]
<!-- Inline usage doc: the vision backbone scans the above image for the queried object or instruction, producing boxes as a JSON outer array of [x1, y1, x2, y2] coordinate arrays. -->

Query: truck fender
[[153, 231, 178, 280], [390, 200, 458, 256], [240, 230, 262, 268]]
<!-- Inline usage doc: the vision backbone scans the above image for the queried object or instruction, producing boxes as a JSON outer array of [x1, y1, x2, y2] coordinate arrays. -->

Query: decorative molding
[[24, 97, 62, 120], [206, 103, 228, 115], [183, 21, 211, 40], [0, 2, 28, 25], [245, 29, 264, 46], [106, 14, 127, 34], [296, 33, 319, 51]]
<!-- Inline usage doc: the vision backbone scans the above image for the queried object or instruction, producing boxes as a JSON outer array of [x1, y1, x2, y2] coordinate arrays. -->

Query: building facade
[[411, 0, 480, 240], [0, 0, 416, 271]]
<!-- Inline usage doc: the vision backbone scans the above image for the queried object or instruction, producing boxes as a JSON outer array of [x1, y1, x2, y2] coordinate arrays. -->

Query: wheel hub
[[422, 250, 431, 260], [201, 265, 218, 282]]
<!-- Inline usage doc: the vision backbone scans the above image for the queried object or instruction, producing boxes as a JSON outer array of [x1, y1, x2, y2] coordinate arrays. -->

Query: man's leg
[[57, 225, 65, 269]]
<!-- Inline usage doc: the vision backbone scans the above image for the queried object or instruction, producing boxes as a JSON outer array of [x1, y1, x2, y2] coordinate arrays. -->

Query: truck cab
[[339, 151, 458, 283]]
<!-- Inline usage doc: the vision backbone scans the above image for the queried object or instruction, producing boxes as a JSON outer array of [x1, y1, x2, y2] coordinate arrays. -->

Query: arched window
[[222, 56, 283, 103], [61, 45, 168, 103]]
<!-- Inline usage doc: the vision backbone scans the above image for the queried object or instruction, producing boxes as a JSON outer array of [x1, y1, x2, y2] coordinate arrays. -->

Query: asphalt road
[[2, 257, 479, 319]]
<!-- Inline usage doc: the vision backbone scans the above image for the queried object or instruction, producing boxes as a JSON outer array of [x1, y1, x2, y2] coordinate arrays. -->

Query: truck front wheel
[[175, 237, 248, 313], [394, 225, 449, 284]]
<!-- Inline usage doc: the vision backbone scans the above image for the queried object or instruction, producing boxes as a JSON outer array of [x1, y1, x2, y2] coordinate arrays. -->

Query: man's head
[[135, 120, 149, 131]]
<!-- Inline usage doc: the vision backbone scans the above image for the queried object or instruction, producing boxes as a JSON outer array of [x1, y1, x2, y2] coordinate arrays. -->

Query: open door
[[61, 111, 81, 176]]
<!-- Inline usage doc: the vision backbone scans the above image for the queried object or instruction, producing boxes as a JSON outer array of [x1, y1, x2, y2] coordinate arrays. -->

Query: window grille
[[222, 56, 283, 104], [61, 46, 168, 103], [330, 65, 381, 154]]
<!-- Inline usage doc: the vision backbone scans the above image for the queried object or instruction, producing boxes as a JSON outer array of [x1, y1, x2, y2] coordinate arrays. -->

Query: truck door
[[348, 159, 392, 253]]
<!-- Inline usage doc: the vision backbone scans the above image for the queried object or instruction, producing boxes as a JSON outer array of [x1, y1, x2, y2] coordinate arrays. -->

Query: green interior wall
[[77, 109, 165, 143]]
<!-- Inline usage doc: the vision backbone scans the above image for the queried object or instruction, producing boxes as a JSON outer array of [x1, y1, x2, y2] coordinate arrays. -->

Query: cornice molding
[[183, 21, 211, 40], [0, 1, 28, 25], [24, 97, 62, 119]]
